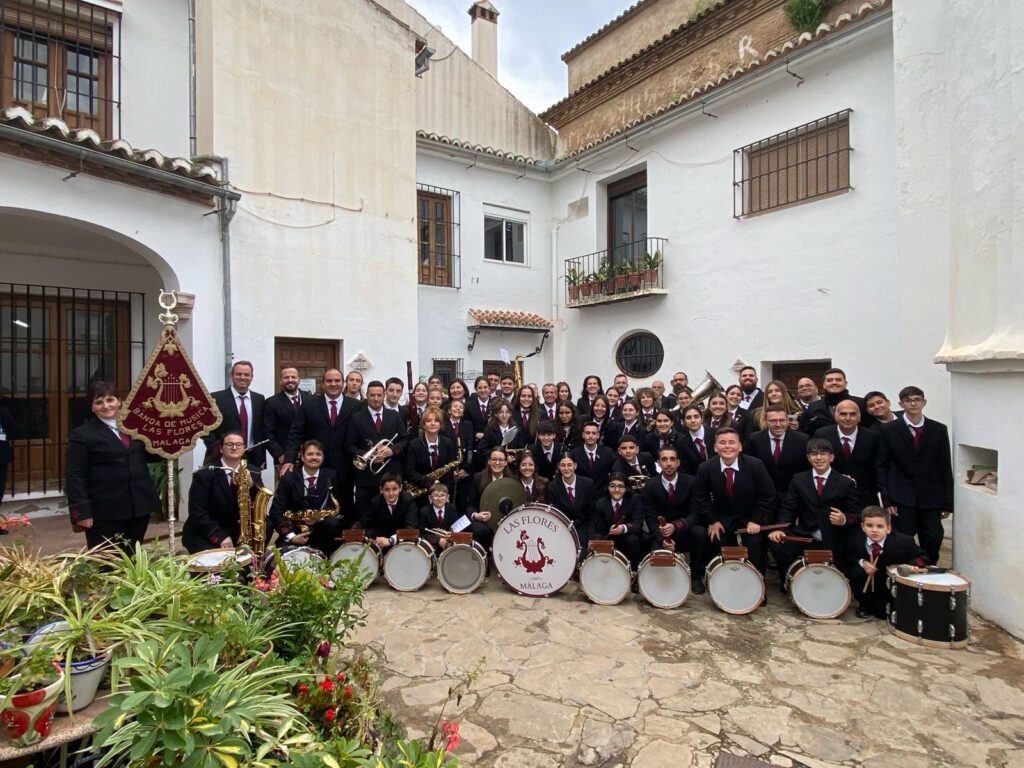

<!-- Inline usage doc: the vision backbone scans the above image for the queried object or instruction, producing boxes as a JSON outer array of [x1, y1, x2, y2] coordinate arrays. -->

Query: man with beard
[[737, 366, 763, 411], [801, 368, 875, 433], [264, 367, 311, 477], [796, 378, 820, 411]]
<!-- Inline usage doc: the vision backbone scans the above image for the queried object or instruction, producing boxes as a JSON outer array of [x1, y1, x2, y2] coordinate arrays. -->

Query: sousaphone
[[478, 477, 528, 531]]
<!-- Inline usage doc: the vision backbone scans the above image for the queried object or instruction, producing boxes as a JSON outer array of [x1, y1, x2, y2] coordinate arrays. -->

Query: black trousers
[[849, 561, 889, 617], [354, 485, 380, 525], [84, 516, 150, 554], [893, 506, 943, 564], [708, 530, 768, 575], [656, 524, 710, 578], [606, 531, 645, 571], [768, 531, 851, 589]]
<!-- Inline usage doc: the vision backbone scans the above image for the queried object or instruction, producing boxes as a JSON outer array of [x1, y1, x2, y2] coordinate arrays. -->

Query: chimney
[[468, 1, 498, 79]]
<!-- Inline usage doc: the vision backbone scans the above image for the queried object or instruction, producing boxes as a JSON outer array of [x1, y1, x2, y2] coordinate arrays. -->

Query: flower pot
[[0, 671, 64, 747], [56, 651, 110, 713], [643, 268, 659, 286], [579, 283, 592, 298], [568, 285, 580, 301], [613, 275, 627, 293], [627, 272, 641, 290]]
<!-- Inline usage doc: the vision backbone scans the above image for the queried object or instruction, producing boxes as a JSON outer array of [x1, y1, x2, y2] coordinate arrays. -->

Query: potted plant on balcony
[[625, 257, 642, 291], [0, 646, 64, 748], [592, 260, 610, 295], [611, 262, 628, 293], [643, 250, 662, 286], [566, 266, 584, 302]]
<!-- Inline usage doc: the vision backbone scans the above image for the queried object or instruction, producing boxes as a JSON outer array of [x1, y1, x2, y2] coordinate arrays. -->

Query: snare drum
[[382, 539, 435, 592], [330, 541, 380, 585], [263, 546, 324, 578], [785, 553, 851, 619], [706, 547, 764, 615], [888, 568, 970, 649], [436, 538, 488, 594], [637, 550, 691, 609], [186, 547, 254, 574], [491, 503, 580, 597], [579, 543, 631, 606]]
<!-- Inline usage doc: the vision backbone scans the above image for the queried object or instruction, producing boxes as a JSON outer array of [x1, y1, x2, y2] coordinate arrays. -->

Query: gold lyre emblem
[[142, 363, 199, 417]]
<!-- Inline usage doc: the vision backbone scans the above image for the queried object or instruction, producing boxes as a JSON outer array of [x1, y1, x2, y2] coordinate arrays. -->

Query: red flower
[[321, 679, 334, 692], [441, 720, 460, 753], [344, 685, 353, 698], [297, 683, 309, 695], [324, 708, 335, 721], [315, 640, 331, 658], [336, 672, 346, 682]]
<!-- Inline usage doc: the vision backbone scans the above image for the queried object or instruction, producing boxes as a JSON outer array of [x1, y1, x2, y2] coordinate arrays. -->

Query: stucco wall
[[549, 21, 950, 419], [415, 152, 554, 383]]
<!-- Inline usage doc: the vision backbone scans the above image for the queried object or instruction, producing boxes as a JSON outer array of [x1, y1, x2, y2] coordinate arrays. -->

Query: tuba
[[690, 371, 725, 409], [235, 458, 270, 562]]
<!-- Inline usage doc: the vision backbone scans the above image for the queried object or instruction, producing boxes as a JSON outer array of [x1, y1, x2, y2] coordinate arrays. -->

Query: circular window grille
[[615, 332, 664, 378]]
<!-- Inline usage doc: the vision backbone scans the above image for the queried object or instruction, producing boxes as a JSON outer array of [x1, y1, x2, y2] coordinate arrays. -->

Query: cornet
[[353, 433, 398, 474]]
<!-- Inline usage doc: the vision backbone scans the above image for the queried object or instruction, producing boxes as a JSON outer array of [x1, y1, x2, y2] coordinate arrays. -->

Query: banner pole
[[166, 458, 177, 553]]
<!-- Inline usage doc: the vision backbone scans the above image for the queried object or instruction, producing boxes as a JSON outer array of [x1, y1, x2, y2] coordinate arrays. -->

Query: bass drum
[[786, 558, 851, 619], [186, 547, 254, 574], [436, 540, 488, 595], [579, 549, 632, 606], [382, 539, 435, 592], [637, 550, 691, 609], [263, 546, 324, 578], [330, 541, 380, 585], [706, 555, 764, 615], [491, 503, 580, 597]]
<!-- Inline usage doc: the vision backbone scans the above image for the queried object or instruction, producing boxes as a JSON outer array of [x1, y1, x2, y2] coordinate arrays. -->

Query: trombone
[[353, 433, 399, 474]]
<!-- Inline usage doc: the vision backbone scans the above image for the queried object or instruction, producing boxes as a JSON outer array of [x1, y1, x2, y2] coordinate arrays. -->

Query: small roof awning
[[466, 309, 552, 351]]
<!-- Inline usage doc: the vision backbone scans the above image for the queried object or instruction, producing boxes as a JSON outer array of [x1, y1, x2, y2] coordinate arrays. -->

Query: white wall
[[549, 20, 949, 416], [416, 151, 555, 383]]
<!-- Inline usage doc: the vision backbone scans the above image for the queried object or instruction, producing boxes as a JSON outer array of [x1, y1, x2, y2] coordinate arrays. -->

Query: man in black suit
[[264, 366, 311, 478], [848, 506, 929, 618], [545, 453, 597, 563], [801, 368, 876, 434], [744, 404, 809, 502], [737, 366, 764, 412], [345, 380, 407, 511], [813, 399, 880, 509], [641, 446, 709, 593], [284, 368, 361, 525], [529, 422, 564, 481], [267, 439, 344, 556], [569, 422, 616, 495], [204, 360, 267, 468], [767, 438, 861, 588], [358, 474, 418, 554], [0, 398, 13, 534], [65, 381, 159, 551], [611, 434, 656, 480], [539, 384, 560, 423], [796, 377, 820, 411], [651, 380, 675, 410], [693, 428, 777, 579], [876, 386, 953, 564]]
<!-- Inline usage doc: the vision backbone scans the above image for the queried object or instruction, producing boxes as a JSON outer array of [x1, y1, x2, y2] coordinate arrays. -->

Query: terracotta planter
[[627, 272, 642, 290], [0, 671, 64, 747], [612, 275, 627, 293], [568, 285, 580, 301], [643, 268, 659, 286]]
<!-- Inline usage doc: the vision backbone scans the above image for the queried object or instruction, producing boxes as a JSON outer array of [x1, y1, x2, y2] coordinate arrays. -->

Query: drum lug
[[948, 624, 956, 648], [889, 609, 896, 626], [949, 594, 957, 611], [890, 581, 896, 598], [917, 587, 924, 607], [917, 619, 923, 637]]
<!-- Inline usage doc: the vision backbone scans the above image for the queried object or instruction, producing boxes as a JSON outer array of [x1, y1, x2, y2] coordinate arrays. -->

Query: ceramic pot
[[0, 671, 64, 747]]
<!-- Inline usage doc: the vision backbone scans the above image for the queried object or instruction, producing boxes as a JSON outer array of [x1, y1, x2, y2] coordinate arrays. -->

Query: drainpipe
[[188, 0, 197, 159]]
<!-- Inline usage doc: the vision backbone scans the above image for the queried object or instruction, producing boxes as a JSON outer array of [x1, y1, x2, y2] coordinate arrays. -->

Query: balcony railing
[[564, 237, 667, 308]]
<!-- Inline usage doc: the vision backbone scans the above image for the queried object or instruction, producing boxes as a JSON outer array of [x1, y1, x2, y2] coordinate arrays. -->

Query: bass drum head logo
[[492, 504, 578, 597]]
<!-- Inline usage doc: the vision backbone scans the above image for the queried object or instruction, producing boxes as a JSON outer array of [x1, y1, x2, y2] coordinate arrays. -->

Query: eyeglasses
[[807, 451, 831, 458], [901, 397, 924, 404], [222, 442, 245, 448]]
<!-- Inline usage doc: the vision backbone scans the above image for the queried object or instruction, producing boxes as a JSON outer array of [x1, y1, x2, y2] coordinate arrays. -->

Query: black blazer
[[404, 436, 458, 496], [511, 406, 539, 441], [641, 429, 682, 460], [545, 475, 597, 529], [466, 469, 516, 515], [442, 418, 476, 473], [813, 426, 880, 504], [529, 441, 565, 481], [465, 395, 494, 432], [286, 394, 361, 474], [692, 455, 777, 530], [606, 420, 644, 449], [778, 470, 860, 540], [267, 466, 338, 537], [345, 408, 408, 486], [358, 491, 418, 540], [847, 529, 929, 573], [876, 418, 954, 511], [611, 452, 657, 479], [65, 419, 159, 525], [744, 429, 809, 496], [414, 501, 465, 548], [262, 389, 311, 465], [801, 393, 877, 434], [738, 389, 764, 412], [0, 400, 13, 467], [568, 444, 616, 493], [181, 463, 263, 553], [640, 473, 696, 536], [476, 426, 528, 469], [205, 388, 267, 467], [677, 429, 717, 476], [575, 395, 596, 417], [593, 494, 645, 538]]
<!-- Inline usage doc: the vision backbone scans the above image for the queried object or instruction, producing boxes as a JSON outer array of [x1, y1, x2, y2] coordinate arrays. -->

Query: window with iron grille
[[734, 110, 851, 217], [417, 184, 460, 288], [615, 332, 664, 378], [431, 358, 462, 386], [0, 0, 121, 138]]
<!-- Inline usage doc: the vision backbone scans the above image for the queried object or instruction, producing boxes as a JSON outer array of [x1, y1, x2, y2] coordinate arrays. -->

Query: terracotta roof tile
[[467, 309, 552, 329], [416, 131, 545, 166]]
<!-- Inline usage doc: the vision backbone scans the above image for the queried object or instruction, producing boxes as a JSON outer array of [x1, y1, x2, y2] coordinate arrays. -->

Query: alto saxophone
[[234, 458, 270, 561], [406, 448, 463, 498]]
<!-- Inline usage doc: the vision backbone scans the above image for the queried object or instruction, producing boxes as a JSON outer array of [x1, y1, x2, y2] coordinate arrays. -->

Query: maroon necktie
[[374, 412, 382, 433], [307, 476, 317, 493], [712, 418, 720, 429], [772, 437, 781, 463], [613, 501, 622, 525], [815, 475, 825, 497], [870, 542, 882, 559], [328, 399, 338, 425], [238, 395, 248, 446], [695, 437, 706, 460], [436, 508, 444, 524], [567, 485, 575, 504], [724, 467, 736, 498], [522, 410, 530, 424], [841, 437, 852, 459], [291, 395, 299, 409], [430, 445, 439, 468], [588, 453, 595, 471], [911, 426, 921, 450], [666, 482, 675, 502], [547, 407, 554, 420], [480, 402, 487, 418], [119, 431, 131, 449]]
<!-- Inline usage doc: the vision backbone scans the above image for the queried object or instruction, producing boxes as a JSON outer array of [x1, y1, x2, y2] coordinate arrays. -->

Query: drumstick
[[863, 554, 878, 593], [781, 534, 814, 543], [733, 523, 789, 534]]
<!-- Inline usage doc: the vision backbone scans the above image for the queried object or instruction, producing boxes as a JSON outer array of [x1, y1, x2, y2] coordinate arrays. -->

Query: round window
[[615, 332, 664, 378]]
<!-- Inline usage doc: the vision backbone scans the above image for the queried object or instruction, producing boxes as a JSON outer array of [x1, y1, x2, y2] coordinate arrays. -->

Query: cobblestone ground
[[350, 574, 1024, 768]]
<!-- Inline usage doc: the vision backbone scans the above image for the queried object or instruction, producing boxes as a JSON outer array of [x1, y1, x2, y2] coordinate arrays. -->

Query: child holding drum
[[847, 506, 929, 619]]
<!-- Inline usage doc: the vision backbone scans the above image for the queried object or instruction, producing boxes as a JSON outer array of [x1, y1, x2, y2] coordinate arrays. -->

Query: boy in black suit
[[358, 474, 418, 553], [848, 506, 929, 619], [876, 386, 953, 564], [414, 483, 491, 553], [611, 434, 656, 480], [529, 421, 564, 481], [593, 473, 646, 572], [570, 422, 616, 495]]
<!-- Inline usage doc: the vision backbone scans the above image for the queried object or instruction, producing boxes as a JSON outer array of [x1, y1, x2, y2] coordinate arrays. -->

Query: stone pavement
[[351, 575, 1024, 768]]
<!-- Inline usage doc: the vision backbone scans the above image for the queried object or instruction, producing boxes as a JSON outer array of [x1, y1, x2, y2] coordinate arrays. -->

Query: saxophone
[[406, 448, 463, 498], [234, 458, 270, 561]]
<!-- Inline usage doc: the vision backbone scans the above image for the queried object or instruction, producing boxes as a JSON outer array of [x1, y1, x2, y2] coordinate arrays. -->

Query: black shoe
[[691, 577, 705, 595], [760, 597, 767, 607], [855, 608, 871, 619], [874, 608, 888, 621], [631, 577, 639, 594], [0, 528, 7, 536]]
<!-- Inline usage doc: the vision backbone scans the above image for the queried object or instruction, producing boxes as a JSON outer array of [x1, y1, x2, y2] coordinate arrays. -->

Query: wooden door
[[772, 361, 831, 396], [275, 338, 340, 394]]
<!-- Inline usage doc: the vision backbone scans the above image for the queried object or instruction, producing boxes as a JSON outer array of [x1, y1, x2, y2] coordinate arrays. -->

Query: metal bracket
[[786, 59, 805, 86], [701, 101, 718, 119], [467, 328, 481, 352]]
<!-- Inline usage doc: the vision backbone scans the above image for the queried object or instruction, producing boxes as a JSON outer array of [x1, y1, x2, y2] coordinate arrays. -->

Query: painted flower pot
[[56, 651, 110, 713], [0, 671, 64, 747]]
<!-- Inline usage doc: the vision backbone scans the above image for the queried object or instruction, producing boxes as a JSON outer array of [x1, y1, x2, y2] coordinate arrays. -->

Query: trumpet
[[354, 433, 399, 474], [628, 474, 649, 490]]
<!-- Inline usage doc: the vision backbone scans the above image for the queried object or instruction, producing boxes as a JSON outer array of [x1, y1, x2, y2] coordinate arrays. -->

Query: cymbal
[[479, 477, 527, 530]]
